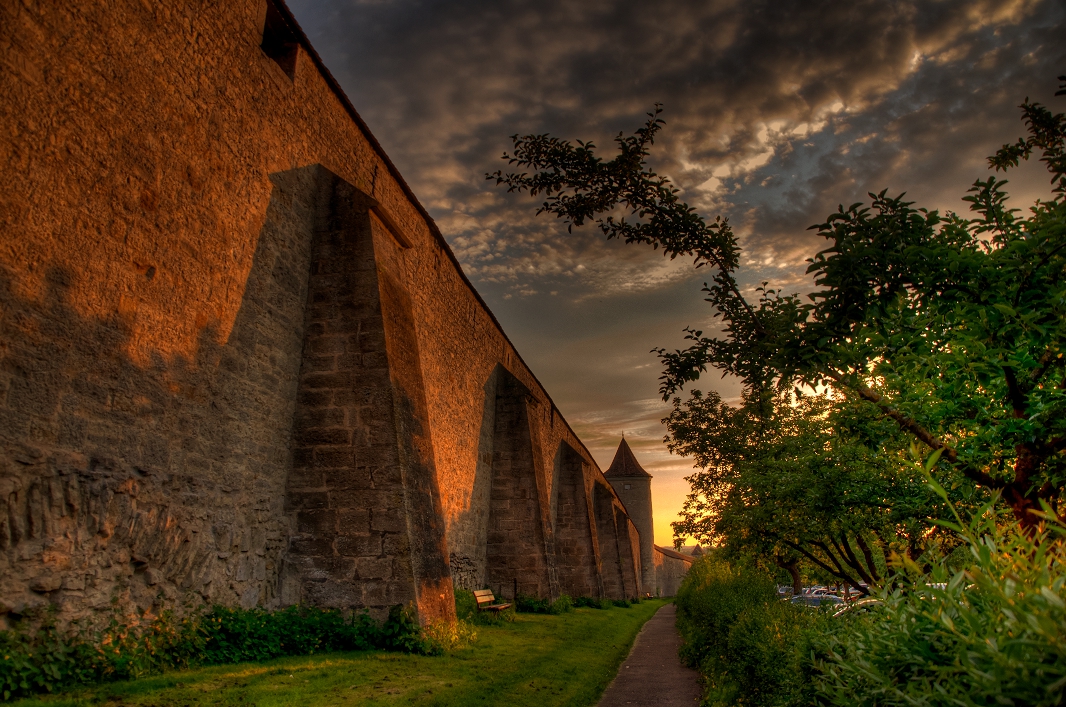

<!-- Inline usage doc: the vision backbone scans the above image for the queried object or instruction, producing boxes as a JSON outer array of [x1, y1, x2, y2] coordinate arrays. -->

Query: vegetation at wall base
[[573, 596, 614, 609], [6, 599, 668, 707], [0, 603, 439, 702], [509, 593, 576, 614]]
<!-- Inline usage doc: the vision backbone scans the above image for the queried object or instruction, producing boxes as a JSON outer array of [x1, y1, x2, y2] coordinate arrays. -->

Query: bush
[[515, 595, 552, 614], [675, 557, 823, 707], [453, 589, 479, 621], [0, 602, 434, 702], [420, 617, 477, 653], [199, 604, 378, 665], [379, 604, 449, 656], [549, 595, 574, 614], [573, 596, 612, 609], [676, 496, 1066, 707], [813, 498, 1066, 706]]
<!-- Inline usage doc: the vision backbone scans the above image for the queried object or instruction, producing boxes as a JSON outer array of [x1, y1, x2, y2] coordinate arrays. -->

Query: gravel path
[[597, 603, 702, 706]]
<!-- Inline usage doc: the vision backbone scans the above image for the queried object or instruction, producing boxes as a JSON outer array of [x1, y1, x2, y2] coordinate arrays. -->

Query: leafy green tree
[[665, 388, 960, 594], [490, 78, 1066, 526]]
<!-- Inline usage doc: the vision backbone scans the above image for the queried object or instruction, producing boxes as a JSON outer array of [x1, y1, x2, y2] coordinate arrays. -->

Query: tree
[[664, 388, 961, 595], [489, 78, 1066, 526]]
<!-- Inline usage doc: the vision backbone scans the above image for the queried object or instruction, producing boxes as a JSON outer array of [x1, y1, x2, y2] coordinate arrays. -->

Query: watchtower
[[604, 438, 655, 593]]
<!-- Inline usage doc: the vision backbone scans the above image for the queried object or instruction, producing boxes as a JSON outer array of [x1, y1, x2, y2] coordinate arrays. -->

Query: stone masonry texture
[[0, 0, 643, 625], [652, 546, 694, 598], [606, 440, 692, 597]]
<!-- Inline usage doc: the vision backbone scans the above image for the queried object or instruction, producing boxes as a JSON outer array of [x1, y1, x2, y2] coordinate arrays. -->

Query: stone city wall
[[652, 546, 694, 597], [0, 0, 641, 626]]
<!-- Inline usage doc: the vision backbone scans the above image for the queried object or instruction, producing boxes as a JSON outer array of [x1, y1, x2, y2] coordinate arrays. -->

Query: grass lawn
[[12, 599, 668, 707]]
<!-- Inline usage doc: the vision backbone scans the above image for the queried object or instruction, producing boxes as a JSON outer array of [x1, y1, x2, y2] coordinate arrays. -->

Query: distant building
[[653, 544, 695, 596], [604, 438, 693, 595]]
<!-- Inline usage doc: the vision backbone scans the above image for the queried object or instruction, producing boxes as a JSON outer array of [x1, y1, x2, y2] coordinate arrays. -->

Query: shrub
[[377, 604, 440, 656], [514, 593, 577, 615], [573, 596, 612, 609], [0, 613, 103, 700], [199, 604, 377, 665], [453, 589, 479, 621], [549, 595, 574, 614], [453, 589, 515, 624], [676, 494, 1066, 707], [675, 557, 822, 707], [515, 594, 550, 614], [611, 599, 632, 608], [813, 496, 1066, 706]]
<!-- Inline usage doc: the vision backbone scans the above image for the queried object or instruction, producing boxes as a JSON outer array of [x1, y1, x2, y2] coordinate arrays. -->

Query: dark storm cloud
[[290, 0, 1063, 294], [287, 0, 1065, 543]]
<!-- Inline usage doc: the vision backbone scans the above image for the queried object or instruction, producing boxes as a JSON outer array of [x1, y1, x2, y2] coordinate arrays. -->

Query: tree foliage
[[490, 81, 1066, 526], [665, 388, 966, 593]]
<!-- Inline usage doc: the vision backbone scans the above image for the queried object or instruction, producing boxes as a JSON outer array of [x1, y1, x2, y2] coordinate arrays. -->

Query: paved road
[[598, 603, 701, 706]]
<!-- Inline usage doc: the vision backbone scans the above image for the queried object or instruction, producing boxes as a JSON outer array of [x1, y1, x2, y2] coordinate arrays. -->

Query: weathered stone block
[[298, 407, 345, 428], [312, 447, 355, 469], [29, 573, 62, 593], [337, 508, 371, 533], [296, 510, 336, 534], [295, 427, 350, 446], [370, 508, 405, 533], [355, 556, 392, 580], [288, 537, 334, 556], [335, 534, 382, 557], [287, 491, 330, 510]]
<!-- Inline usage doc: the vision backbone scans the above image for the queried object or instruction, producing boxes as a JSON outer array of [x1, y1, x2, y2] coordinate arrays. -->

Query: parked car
[[790, 594, 844, 607]]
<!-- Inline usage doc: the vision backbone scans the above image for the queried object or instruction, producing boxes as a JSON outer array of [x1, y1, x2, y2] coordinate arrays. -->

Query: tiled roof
[[604, 438, 652, 478]]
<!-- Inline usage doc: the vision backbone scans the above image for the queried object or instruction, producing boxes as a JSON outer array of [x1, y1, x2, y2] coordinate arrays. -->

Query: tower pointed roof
[[604, 437, 652, 478]]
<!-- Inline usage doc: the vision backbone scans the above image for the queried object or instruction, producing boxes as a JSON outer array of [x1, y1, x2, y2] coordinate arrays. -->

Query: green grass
[[12, 600, 668, 707]]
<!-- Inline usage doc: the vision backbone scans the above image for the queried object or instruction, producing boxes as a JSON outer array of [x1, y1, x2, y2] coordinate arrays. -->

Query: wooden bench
[[473, 589, 511, 614]]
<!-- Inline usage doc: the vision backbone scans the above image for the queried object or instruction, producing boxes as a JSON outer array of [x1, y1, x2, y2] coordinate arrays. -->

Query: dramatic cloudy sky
[[287, 0, 1065, 546]]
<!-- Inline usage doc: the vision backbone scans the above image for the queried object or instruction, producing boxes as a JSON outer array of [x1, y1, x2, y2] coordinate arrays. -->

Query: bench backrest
[[473, 589, 497, 606]]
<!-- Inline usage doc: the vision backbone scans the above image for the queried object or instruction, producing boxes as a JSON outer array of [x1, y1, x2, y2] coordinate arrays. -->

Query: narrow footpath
[[598, 603, 701, 706]]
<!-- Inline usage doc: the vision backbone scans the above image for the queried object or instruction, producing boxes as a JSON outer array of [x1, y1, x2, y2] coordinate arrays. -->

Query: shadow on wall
[[444, 363, 639, 601], [447, 366, 498, 591], [483, 367, 559, 600], [0, 164, 328, 622], [278, 166, 453, 623], [552, 443, 602, 599]]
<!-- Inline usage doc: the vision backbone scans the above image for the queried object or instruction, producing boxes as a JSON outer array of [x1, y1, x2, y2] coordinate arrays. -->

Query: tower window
[[624, 484, 632, 490], [261, 0, 299, 80]]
